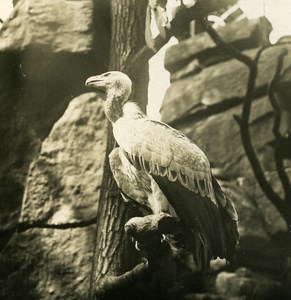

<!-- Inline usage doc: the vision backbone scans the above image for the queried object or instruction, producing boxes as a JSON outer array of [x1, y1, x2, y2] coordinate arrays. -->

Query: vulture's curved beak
[[85, 75, 102, 87]]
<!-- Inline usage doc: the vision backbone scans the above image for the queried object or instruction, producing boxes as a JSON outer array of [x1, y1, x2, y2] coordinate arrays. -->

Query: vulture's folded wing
[[109, 147, 152, 214], [114, 117, 214, 201]]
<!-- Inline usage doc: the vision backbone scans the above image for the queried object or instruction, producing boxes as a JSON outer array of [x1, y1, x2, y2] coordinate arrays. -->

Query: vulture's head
[[85, 71, 132, 101], [85, 71, 133, 122]]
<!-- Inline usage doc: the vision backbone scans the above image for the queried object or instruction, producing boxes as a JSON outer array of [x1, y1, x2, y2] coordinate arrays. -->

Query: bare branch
[[93, 213, 179, 299], [0, 217, 97, 239], [268, 49, 291, 200], [94, 260, 149, 298], [238, 48, 286, 213], [268, 50, 287, 139]]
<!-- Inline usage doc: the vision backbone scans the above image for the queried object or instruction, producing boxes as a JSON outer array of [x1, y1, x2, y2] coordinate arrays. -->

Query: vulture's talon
[[161, 234, 167, 243], [135, 241, 141, 251]]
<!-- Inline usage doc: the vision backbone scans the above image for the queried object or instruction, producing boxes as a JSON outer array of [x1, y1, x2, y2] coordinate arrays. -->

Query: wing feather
[[109, 148, 151, 211], [113, 115, 215, 202]]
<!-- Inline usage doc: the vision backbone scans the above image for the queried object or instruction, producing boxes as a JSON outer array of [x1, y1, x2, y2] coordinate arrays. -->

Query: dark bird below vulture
[[85, 71, 239, 270]]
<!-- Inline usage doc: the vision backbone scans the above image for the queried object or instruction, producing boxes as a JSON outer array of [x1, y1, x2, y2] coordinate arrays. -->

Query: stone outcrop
[[162, 46, 291, 125], [0, 0, 97, 53], [0, 1, 110, 299], [20, 92, 107, 225]]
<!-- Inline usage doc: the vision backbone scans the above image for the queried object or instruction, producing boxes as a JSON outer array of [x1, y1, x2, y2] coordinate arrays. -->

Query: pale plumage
[[85, 71, 239, 269], [113, 103, 214, 201]]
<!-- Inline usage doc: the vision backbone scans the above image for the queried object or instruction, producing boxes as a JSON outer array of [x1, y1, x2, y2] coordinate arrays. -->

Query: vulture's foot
[[130, 237, 142, 251], [125, 213, 181, 254]]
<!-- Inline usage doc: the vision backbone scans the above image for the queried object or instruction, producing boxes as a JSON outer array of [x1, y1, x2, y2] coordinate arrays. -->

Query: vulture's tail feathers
[[187, 230, 211, 271], [212, 177, 239, 261]]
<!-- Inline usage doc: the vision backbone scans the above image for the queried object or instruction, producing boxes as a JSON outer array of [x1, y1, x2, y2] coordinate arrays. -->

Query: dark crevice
[[169, 97, 242, 129], [0, 217, 97, 254], [170, 85, 267, 130], [0, 216, 97, 236], [17, 217, 97, 232]]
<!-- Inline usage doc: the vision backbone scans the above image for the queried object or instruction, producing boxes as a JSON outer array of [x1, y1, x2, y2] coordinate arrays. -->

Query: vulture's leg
[[149, 179, 178, 218], [148, 179, 179, 243]]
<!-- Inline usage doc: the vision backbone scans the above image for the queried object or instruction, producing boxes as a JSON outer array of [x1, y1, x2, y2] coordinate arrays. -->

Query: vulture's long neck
[[105, 88, 128, 123]]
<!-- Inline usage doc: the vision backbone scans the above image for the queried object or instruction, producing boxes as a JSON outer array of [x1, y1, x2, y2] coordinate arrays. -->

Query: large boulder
[[0, 92, 107, 299], [0, 0, 97, 52], [20, 92, 107, 225]]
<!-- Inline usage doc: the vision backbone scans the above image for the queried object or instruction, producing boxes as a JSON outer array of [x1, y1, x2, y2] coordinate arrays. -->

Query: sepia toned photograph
[[0, 0, 291, 299]]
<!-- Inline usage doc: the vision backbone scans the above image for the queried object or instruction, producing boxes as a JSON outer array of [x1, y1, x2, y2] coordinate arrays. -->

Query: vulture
[[85, 71, 239, 269]]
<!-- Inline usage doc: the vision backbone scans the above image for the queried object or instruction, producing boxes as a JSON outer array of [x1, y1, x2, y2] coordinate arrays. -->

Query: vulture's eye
[[103, 73, 110, 77]]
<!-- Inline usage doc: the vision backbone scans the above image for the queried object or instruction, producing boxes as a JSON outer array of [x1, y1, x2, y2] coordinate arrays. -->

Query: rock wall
[[161, 18, 291, 299], [0, 1, 110, 299], [0, 0, 110, 236]]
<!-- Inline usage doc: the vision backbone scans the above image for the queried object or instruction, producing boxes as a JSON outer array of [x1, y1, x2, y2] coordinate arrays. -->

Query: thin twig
[[268, 49, 291, 200], [268, 51, 286, 139], [274, 147, 291, 200], [199, 17, 255, 68], [0, 217, 97, 235]]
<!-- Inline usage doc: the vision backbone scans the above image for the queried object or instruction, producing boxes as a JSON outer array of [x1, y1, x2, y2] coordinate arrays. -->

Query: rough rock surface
[[0, 0, 109, 134], [20, 92, 107, 225], [177, 96, 274, 177], [0, 0, 95, 52], [0, 1, 110, 298], [161, 44, 291, 125], [0, 0, 109, 243], [221, 181, 287, 274], [0, 225, 95, 300]]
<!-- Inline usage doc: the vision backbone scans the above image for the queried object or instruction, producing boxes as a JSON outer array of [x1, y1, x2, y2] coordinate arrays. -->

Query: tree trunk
[[90, 1, 148, 299]]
